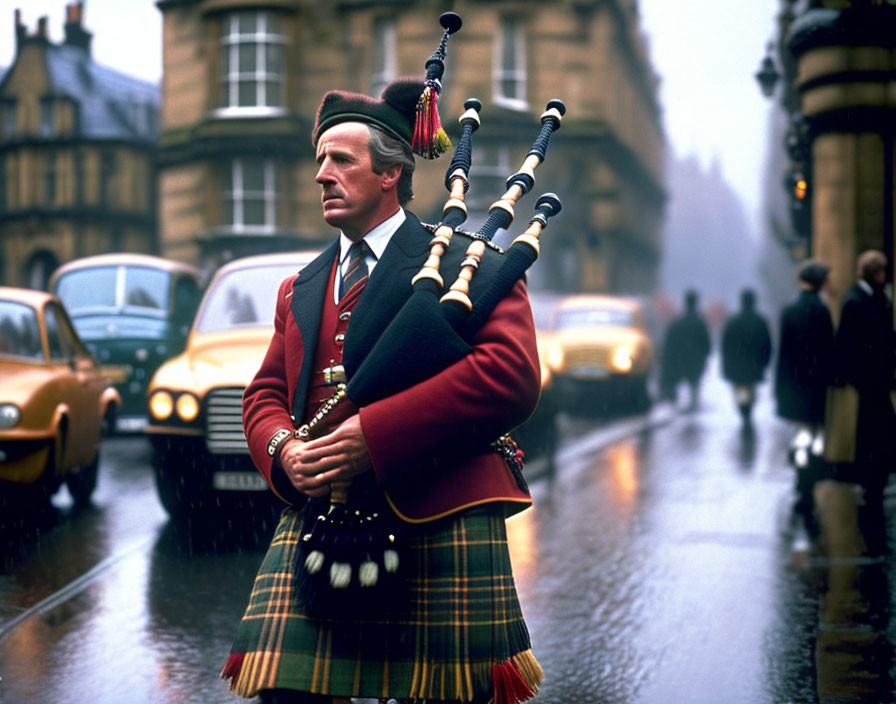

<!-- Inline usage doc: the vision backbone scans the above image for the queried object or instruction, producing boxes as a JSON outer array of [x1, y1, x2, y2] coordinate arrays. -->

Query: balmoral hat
[[312, 78, 427, 150], [311, 12, 462, 159]]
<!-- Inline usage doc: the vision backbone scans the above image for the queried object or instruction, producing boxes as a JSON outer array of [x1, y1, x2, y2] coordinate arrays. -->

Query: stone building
[[763, 0, 896, 317], [0, 3, 160, 289], [156, 0, 665, 293]]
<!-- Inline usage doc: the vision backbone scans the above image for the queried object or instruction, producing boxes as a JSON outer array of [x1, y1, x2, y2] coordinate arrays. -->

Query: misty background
[[1, 0, 797, 328]]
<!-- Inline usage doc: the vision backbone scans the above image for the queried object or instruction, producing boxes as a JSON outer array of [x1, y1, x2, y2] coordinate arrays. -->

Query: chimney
[[14, 8, 25, 52], [64, 2, 92, 54], [37, 16, 48, 39]]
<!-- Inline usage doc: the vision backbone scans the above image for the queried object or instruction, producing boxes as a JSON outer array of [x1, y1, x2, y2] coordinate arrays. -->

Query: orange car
[[0, 287, 120, 507], [145, 252, 318, 524]]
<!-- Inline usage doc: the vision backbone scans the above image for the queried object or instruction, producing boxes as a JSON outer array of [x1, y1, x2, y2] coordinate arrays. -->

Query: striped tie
[[340, 240, 370, 303]]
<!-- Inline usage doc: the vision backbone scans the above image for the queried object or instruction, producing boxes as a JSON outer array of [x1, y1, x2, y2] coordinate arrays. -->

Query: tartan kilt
[[222, 503, 542, 702]]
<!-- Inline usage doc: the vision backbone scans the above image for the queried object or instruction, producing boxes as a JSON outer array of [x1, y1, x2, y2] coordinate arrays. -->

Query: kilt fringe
[[220, 652, 244, 683], [222, 649, 543, 702], [222, 651, 282, 698], [493, 651, 543, 703]]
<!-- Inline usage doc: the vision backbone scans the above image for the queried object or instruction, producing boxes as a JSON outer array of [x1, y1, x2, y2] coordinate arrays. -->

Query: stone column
[[789, 6, 896, 320]]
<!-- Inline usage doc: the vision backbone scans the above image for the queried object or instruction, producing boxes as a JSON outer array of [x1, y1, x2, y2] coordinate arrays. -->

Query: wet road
[[1, 365, 894, 703]]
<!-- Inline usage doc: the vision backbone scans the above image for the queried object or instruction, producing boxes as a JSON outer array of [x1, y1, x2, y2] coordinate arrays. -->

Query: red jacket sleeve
[[359, 278, 541, 487], [242, 275, 303, 503]]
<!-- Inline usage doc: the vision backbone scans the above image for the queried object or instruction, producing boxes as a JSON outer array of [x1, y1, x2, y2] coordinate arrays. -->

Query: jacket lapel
[[343, 213, 430, 375], [290, 240, 339, 420]]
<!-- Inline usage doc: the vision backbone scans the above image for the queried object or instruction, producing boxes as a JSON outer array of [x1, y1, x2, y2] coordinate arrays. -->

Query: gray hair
[[367, 126, 415, 205]]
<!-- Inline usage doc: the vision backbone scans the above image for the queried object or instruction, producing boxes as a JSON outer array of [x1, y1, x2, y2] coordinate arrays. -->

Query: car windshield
[[55, 265, 170, 317], [0, 301, 43, 361], [195, 263, 302, 333], [554, 307, 634, 330]]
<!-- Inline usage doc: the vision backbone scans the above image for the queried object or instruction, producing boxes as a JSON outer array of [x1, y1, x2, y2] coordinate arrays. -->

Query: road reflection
[[144, 519, 273, 701], [811, 481, 895, 702]]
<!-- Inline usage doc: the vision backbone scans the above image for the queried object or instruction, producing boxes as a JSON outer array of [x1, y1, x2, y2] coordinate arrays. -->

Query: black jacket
[[774, 290, 833, 424], [660, 310, 711, 387], [831, 282, 896, 474], [721, 305, 772, 385]]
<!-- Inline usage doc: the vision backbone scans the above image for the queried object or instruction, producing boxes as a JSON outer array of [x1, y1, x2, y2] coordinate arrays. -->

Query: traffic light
[[792, 172, 808, 202], [785, 170, 810, 237]]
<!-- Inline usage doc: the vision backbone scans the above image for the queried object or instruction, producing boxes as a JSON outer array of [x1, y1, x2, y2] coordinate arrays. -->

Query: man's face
[[315, 122, 387, 240]]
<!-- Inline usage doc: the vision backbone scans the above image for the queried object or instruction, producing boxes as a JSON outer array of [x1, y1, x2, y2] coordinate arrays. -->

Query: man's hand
[[278, 414, 371, 497]]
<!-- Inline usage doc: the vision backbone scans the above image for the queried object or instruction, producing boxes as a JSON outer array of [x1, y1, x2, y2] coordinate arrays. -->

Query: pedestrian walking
[[774, 259, 834, 535], [221, 18, 544, 704], [829, 249, 896, 550], [720, 288, 772, 426], [659, 289, 712, 411]]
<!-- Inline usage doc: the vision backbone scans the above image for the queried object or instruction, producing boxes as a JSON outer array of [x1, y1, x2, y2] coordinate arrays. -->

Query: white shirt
[[334, 208, 406, 303]]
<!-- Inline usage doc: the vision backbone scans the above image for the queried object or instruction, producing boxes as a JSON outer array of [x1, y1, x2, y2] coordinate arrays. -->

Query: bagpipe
[[294, 12, 565, 612]]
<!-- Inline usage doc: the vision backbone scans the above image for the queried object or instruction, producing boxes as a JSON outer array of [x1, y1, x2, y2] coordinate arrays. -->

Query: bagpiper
[[222, 13, 563, 703]]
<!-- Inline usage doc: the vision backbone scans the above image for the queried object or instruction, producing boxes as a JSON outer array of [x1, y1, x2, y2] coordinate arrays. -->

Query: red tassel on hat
[[413, 80, 452, 159]]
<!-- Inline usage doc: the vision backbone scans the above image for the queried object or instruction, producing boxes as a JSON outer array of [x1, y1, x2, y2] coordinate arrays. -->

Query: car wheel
[[151, 436, 208, 522], [66, 451, 99, 507], [38, 422, 68, 502], [102, 404, 118, 437]]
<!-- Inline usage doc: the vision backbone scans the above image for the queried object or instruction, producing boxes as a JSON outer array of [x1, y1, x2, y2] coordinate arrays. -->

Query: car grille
[[206, 388, 249, 455], [563, 346, 612, 370]]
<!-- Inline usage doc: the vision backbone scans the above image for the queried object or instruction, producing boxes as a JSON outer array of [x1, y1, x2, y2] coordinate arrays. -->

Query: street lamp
[[755, 43, 780, 98], [755, 21, 812, 259]]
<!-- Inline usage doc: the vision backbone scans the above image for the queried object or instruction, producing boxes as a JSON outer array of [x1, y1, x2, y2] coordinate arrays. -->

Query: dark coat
[[242, 212, 542, 522], [660, 310, 711, 389], [774, 290, 834, 424], [721, 305, 772, 385], [831, 282, 896, 479]]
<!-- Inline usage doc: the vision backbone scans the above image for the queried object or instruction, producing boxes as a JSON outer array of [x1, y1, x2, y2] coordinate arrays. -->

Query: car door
[[44, 302, 101, 467]]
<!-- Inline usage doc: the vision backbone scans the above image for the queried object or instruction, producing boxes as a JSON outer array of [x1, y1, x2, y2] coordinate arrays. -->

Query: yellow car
[[145, 251, 318, 523], [0, 287, 120, 507], [542, 294, 653, 413]]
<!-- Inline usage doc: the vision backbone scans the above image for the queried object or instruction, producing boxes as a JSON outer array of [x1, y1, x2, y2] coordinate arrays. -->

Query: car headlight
[[149, 390, 174, 421], [611, 346, 634, 373], [546, 345, 564, 370], [175, 393, 200, 423], [0, 403, 21, 429]]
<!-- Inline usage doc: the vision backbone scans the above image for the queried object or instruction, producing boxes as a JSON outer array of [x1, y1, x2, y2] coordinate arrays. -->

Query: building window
[[494, 18, 527, 109], [40, 98, 54, 136], [44, 151, 56, 207], [74, 150, 84, 205], [468, 143, 513, 214], [371, 17, 396, 98], [101, 152, 116, 207], [0, 100, 15, 137], [217, 11, 286, 115], [223, 158, 277, 233], [27, 250, 59, 291]]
